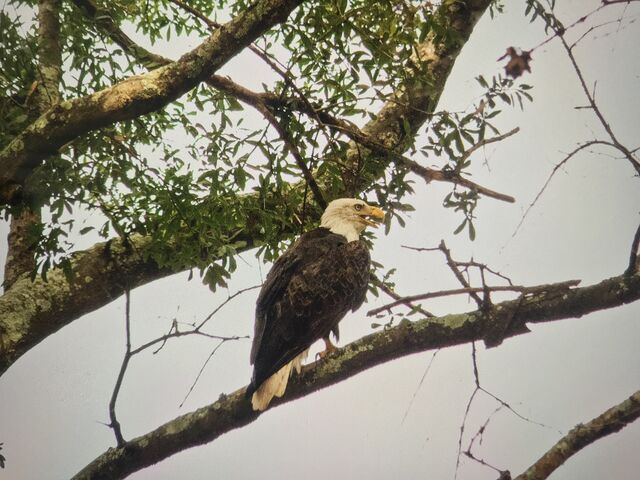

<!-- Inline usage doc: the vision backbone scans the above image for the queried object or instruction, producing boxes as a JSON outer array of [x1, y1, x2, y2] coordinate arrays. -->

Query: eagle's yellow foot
[[316, 337, 337, 361]]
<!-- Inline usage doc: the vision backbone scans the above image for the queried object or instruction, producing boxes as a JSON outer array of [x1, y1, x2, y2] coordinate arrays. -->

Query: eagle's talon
[[316, 337, 337, 361]]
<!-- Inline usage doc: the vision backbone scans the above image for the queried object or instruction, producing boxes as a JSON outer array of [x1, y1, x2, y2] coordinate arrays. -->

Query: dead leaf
[[498, 47, 532, 78]]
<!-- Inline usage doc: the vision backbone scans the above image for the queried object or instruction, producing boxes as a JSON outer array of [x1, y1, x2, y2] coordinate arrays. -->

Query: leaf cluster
[[1, 0, 532, 285]]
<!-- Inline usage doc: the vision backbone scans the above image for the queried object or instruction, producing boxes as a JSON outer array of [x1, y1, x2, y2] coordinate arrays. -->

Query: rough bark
[[0, 236, 164, 374], [4, 209, 40, 289], [513, 390, 640, 480], [4, 0, 63, 288], [0, 0, 305, 205], [71, 271, 640, 480], [0, 0, 494, 377]]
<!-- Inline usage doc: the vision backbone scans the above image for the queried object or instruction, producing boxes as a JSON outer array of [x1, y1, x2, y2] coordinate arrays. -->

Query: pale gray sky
[[1, 1, 639, 479]]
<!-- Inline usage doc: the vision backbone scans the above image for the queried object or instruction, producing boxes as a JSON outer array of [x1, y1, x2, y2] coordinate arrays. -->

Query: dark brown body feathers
[[248, 227, 371, 397]]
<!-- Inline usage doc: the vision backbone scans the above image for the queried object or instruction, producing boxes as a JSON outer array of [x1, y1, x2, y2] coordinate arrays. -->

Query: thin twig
[[400, 349, 440, 425], [152, 318, 178, 354], [467, 404, 504, 452], [255, 104, 327, 209], [511, 140, 611, 239], [471, 342, 480, 387], [479, 386, 558, 432], [196, 285, 261, 331], [459, 127, 520, 165], [179, 340, 227, 408], [402, 156, 516, 203], [513, 390, 640, 480], [439, 240, 483, 307], [559, 34, 640, 176], [400, 245, 442, 252], [454, 387, 479, 480], [602, 0, 640, 6], [131, 329, 245, 356], [372, 275, 435, 318], [463, 449, 508, 477], [108, 289, 131, 447], [456, 261, 514, 286], [367, 281, 579, 317]]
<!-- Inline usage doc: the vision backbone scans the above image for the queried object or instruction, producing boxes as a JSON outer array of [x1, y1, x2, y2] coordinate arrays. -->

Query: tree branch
[[4, 0, 63, 287], [0, 0, 306, 205], [511, 140, 613, 238], [371, 275, 435, 318], [438, 240, 483, 307], [71, 271, 640, 480], [0, 0, 495, 377], [513, 389, 640, 480], [366, 280, 580, 317], [75, 0, 504, 209], [108, 290, 131, 447], [559, 33, 640, 176]]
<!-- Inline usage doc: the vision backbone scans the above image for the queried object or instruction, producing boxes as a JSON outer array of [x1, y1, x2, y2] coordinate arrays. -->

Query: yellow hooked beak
[[361, 206, 385, 227]]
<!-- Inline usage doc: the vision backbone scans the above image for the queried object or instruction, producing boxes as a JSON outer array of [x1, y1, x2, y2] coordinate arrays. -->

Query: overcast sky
[[1, 1, 639, 479]]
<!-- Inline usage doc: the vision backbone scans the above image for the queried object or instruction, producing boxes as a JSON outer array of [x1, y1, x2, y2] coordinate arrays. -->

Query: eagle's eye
[[354, 203, 364, 211]]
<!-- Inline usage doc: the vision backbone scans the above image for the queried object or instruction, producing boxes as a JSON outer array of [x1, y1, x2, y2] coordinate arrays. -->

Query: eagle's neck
[[320, 218, 360, 242]]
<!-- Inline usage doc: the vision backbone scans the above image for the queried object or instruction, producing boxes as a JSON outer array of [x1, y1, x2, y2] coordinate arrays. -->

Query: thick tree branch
[[4, 209, 40, 289], [4, 0, 63, 288], [0, 0, 494, 377], [0, 236, 162, 375], [0, 0, 305, 205], [0, 231, 261, 376], [75, 0, 505, 209], [71, 271, 640, 480], [513, 389, 640, 480]]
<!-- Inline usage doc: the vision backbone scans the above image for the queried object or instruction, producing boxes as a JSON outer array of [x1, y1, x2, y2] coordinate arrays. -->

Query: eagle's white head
[[320, 198, 385, 242]]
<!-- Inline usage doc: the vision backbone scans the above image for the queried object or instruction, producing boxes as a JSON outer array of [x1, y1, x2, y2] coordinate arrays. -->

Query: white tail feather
[[291, 348, 309, 374], [251, 350, 309, 411]]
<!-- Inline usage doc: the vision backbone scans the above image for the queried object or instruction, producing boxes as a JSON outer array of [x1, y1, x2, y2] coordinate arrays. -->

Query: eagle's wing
[[250, 238, 305, 365], [250, 231, 370, 392]]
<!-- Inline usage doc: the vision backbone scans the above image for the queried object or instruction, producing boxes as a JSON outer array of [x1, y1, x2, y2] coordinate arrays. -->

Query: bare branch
[[463, 449, 508, 478], [467, 404, 504, 453], [371, 275, 435, 318], [108, 290, 131, 447], [438, 240, 483, 307], [366, 280, 581, 317], [455, 388, 480, 479], [400, 349, 440, 424], [195, 285, 262, 331], [403, 156, 516, 203], [179, 340, 228, 408], [513, 389, 640, 480], [458, 127, 520, 166], [129, 327, 246, 357], [70, 271, 640, 480], [559, 35, 640, 176], [511, 140, 613, 239]]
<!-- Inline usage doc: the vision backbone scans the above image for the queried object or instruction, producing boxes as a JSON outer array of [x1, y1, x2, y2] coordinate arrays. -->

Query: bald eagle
[[247, 198, 385, 411]]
